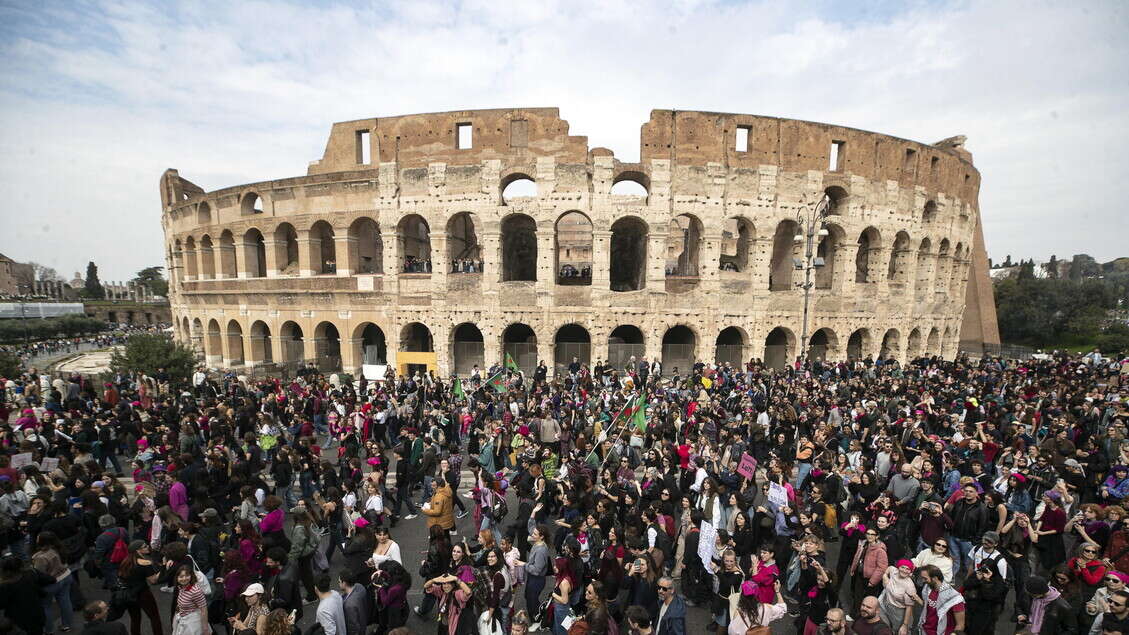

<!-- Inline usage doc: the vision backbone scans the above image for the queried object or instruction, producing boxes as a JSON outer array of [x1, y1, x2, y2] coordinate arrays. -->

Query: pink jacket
[[849, 541, 888, 586]]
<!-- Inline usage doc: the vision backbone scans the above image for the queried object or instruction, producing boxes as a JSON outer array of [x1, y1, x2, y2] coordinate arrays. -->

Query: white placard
[[362, 364, 387, 380], [40, 457, 60, 472], [10, 453, 33, 469], [767, 482, 789, 508], [697, 520, 718, 565]]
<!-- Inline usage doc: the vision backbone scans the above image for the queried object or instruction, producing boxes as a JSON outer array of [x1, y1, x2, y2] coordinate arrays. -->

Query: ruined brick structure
[[160, 108, 1000, 376]]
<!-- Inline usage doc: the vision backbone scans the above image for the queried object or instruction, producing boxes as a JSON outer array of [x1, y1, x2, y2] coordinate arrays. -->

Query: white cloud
[[0, 0, 1126, 281]]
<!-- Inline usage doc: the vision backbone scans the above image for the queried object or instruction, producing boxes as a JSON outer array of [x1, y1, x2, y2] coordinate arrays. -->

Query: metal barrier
[[607, 343, 645, 371], [553, 342, 591, 374], [714, 345, 744, 367], [452, 341, 485, 376], [503, 342, 538, 375], [661, 344, 696, 375]]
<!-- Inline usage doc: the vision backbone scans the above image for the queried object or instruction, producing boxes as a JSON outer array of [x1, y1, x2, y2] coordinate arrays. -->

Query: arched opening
[[815, 224, 845, 289], [907, 328, 923, 360], [274, 223, 299, 275], [184, 237, 198, 279], [950, 243, 966, 296], [555, 211, 592, 285], [218, 230, 237, 278], [243, 229, 267, 278], [397, 215, 432, 273], [764, 327, 794, 369], [314, 322, 342, 371], [719, 217, 754, 272], [607, 324, 645, 370], [808, 328, 837, 362], [661, 325, 696, 374], [825, 186, 848, 216], [226, 320, 245, 366], [196, 202, 211, 225], [206, 318, 222, 363], [610, 172, 649, 199], [280, 321, 304, 362], [501, 214, 538, 281], [855, 227, 881, 284], [446, 212, 481, 274], [943, 327, 954, 358], [199, 235, 216, 279], [451, 323, 484, 376], [502, 323, 537, 374], [915, 238, 933, 300], [934, 239, 951, 297], [926, 328, 941, 356], [879, 328, 901, 360], [888, 231, 912, 289], [715, 326, 747, 367], [610, 217, 648, 291], [311, 221, 336, 274], [358, 323, 388, 365], [501, 174, 537, 204], [190, 318, 204, 354], [250, 321, 272, 364], [847, 328, 870, 361], [666, 214, 703, 277], [400, 322, 434, 352], [180, 317, 190, 343], [923, 199, 937, 222], [769, 220, 800, 291], [348, 217, 383, 274], [241, 192, 264, 215], [553, 324, 591, 374]]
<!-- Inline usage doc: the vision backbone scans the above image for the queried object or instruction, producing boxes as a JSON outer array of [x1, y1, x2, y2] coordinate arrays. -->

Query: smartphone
[[289, 609, 297, 622]]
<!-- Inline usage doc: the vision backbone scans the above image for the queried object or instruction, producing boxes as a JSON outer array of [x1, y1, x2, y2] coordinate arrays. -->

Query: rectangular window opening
[[903, 148, 917, 175], [456, 123, 473, 149], [830, 141, 845, 171], [930, 156, 939, 175], [356, 130, 371, 164], [735, 126, 750, 152]]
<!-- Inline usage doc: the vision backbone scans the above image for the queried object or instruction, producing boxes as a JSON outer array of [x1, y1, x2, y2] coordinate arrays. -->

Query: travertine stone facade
[[160, 108, 999, 376]]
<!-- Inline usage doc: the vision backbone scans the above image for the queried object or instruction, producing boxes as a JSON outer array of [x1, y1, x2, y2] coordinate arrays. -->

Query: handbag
[[110, 581, 139, 608], [188, 556, 213, 599]]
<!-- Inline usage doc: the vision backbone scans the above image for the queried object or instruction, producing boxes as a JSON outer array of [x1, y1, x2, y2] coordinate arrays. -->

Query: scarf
[[1029, 587, 1061, 633], [917, 582, 962, 635]]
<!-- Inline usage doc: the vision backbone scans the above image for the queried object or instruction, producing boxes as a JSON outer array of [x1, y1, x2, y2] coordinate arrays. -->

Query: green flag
[[505, 352, 521, 373], [632, 394, 647, 432], [453, 377, 465, 400], [485, 370, 507, 393]]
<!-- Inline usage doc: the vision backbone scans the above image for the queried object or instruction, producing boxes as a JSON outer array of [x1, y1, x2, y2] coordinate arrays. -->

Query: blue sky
[[0, 0, 1126, 281]]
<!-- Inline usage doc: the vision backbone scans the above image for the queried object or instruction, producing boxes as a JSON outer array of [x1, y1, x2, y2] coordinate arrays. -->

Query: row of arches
[[180, 316, 955, 374], [175, 212, 970, 297]]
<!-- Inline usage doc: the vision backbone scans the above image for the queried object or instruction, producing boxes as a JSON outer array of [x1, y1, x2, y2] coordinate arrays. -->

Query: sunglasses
[[934, 542, 947, 548], [1107, 577, 1123, 583], [657, 585, 673, 591]]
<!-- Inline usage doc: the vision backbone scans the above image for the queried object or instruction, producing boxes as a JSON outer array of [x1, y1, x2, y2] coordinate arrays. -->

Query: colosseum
[[160, 107, 1000, 378]]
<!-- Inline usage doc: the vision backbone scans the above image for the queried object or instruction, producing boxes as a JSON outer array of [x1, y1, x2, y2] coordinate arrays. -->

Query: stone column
[[647, 232, 668, 292], [235, 240, 252, 279], [749, 237, 772, 291], [535, 223, 555, 296], [215, 241, 236, 279], [537, 341, 554, 378], [700, 231, 723, 293], [335, 234, 356, 277], [269, 331, 285, 366], [343, 338, 363, 375], [591, 329, 610, 367], [872, 246, 891, 295], [263, 239, 281, 278], [591, 230, 611, 290], [381, 227, 399, 283], [839, 243, 860, 297], [297, 230, 317, 277], [430, 234, 448, 291], [481, 231, 502, 290]]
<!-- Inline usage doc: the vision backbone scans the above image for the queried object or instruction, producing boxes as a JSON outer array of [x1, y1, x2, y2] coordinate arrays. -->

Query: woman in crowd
[[31, 530, 74, 633], [727, 580, 786, 635], [117, 540, 164, 635]]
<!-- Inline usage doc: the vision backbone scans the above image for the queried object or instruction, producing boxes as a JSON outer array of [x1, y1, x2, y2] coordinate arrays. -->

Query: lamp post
[[793, 194, 832, 365]]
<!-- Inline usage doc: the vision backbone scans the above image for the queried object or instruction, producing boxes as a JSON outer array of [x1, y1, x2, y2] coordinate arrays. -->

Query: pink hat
[[741, 580, 758, 596], [896, 559, 915, 571], [353, 518, 369, 528]]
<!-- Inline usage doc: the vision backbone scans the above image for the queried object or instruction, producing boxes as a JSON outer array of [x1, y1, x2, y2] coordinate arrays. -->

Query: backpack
[[108, 529, 129, 564], [487, 490, 508, 523]]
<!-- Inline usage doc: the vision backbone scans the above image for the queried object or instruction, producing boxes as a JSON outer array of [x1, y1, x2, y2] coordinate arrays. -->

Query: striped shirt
[[177, 583, 207, 616]]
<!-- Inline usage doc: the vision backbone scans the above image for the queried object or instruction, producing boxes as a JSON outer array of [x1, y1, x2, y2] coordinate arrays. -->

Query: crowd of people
[[403, 257, 433, 274], [3, 326, 162, 366], [0, 342, 1127, 635]]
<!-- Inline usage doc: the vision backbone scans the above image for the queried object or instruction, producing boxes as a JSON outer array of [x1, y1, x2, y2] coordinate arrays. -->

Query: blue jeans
[[795, 462, 813, 488], [43, 572, 75, 630], [525, 574, 546, 614], [949, 536, 973, 578], [277, 481, 297, 509]]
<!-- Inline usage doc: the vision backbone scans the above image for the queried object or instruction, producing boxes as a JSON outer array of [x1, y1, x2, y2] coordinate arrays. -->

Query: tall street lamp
[[793, 193, 832, 364]]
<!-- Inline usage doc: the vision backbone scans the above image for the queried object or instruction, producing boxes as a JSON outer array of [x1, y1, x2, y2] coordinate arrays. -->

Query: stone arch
[[847, 328, 871, 360], [769, 219, 801, 291], [274, 223, 299, 275], [808, 327, 838, 361], [666, 213, 703, 278], [915, 237, 933, 300], [313, 321, 342, 371], [397, 214, 432, 272], [502, 323, 538, 374], [825, 186, 849, 216], [243, 228, 267, 278], [501, 213, 538, 282], [500, 173, 536, 204], [218, 230, 237, 278], [451, 322, 484, 376], [907, 328, 923, 360], [815, 223, 847, 289], [198, 235, 216, 279], [179, 316, 190, 342], [184, 236, 198, 278], [888, 231, 913, 288], [241, 192, 264, 215], [196, 201, 212, 225], [764, 326, 796, 369], [205, 318, 222, 364], [855, 226, 882, 283], [279, 321, 304, 362], [610, 171, 649, 198], [661, 324, 697, 374], [249, 320, 272, 364], [225, 319, 245, 365], [950, 242, 966, 296], [879, 328, 902, 360], [446, 212, 481, 273], [555, 211, 592, 285], [400, 322, 434, 352], [720, 217, 755, 272], [610, 216, 648, 292], [310, 220, 336, 274], [554, 324, 591, 373], [923, 199, 937, 222], [934, 238, 952, 296], [607, 324, 645, 369], [353, 322, 388, 366], [715, 326, 747, 367], [348, 217, 383, 274], [926, 327, 941, 356]]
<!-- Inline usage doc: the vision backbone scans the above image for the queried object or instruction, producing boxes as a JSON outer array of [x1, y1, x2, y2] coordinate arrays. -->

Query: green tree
[[1047, 254, 1058, 279], [110, 334, 197, 383], [1018, 259, 1035, 280], [84, 261, 105, 299], [133, 266, 169, 298], [0, 350, 21, 378]]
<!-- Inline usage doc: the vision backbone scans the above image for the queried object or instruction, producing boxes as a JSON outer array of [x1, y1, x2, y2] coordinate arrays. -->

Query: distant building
[[0, 253, 34, 296]]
